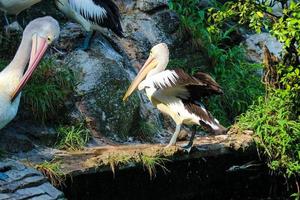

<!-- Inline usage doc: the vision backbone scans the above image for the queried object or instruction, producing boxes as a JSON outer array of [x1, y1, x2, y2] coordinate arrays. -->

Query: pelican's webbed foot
[[181, 126, 197, 153]]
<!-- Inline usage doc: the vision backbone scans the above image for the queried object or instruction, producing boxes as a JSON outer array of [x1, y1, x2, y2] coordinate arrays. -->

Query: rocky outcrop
[[54, 0, 187, 141], [65, 38, 140, 140], [245, 33, 283, 63], [0, 160, 64, 200]]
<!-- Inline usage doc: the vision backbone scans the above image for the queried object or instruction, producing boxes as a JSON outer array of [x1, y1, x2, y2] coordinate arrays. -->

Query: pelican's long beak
[[11, 34, 49, 101], [123, 55, 158, 101]]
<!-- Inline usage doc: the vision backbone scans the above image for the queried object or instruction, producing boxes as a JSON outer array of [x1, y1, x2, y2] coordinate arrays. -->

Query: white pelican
[[0, 0, 42, 24], [0, 16, 60, 130], [123, 43, 227, 151], [55, 0, 123, 50]]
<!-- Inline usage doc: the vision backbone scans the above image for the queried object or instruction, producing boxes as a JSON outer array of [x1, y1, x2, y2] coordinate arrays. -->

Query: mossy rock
[[67, 46, 140, 140]]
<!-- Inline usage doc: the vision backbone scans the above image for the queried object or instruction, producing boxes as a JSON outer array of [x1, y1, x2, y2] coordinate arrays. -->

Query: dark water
[[62, 153, 289, 200]]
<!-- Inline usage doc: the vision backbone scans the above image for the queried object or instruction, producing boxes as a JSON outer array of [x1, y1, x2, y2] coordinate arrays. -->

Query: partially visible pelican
[[55, 0, 123, 50], [0, 0, 42, 24], [123, 43, 227, 151], [0, 16, 60, 130]]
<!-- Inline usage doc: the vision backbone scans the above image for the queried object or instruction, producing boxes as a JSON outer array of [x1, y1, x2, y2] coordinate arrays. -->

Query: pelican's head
[[123, 43, 169, 101], [11, 16, 60, 101]]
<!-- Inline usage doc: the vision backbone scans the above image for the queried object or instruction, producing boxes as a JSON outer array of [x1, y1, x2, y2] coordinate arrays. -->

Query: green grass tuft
[[22, 57, 76, 122], [140, 155, 170, 179], [56, 123, 91, 151], [34, 160, 65, 187]]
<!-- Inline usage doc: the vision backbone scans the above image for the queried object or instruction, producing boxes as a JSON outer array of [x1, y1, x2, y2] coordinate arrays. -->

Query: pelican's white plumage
[[0, 16, 60, 129], [0, 0, 41, 16], [55, 0, 123, 50], [69, 0, 107, 22], [124, 43, 227, 151]]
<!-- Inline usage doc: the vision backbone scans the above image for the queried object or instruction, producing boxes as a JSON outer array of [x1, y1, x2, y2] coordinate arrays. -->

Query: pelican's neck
[[2, 35, 31, 79]]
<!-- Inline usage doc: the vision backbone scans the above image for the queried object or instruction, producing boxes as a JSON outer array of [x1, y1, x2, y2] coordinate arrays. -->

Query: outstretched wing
[[143, 68, 223, 101], [68, 0, 124, 37]]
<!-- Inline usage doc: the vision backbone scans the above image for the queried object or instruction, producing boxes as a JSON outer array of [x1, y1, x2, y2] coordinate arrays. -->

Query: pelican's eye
[[47, 36, 52, 43]]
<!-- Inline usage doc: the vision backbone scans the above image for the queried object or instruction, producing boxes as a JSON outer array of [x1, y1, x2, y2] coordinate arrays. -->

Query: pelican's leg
[[181, 126, 197, 153], [79, 31, 95, 50], [4, 14, 9, 26], [165, 124, 181, 148]]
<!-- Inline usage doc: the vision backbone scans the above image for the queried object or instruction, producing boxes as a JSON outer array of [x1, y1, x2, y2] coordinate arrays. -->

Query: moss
[[86, 59, 141, 139], [85, 146, 177, 178]]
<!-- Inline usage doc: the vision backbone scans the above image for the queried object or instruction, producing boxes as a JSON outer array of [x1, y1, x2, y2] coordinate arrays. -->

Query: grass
[[22, 57, 76, 122], [34, 160, 65, 187], [56, 123, 91, 151], [238, 90, 300, 178], [87, 147, 175, 178], [141, 155, 170, 179]]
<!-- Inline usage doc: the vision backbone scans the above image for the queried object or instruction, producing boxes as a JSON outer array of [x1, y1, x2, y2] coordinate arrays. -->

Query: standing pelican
[[0, 0, 42, 24], [0, 16, 60, 130], [55, 0, 123, 50], [123, 43, 227, 151]]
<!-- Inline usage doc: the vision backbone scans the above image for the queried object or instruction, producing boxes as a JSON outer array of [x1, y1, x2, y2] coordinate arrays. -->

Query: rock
[[136, 0, 168, 12], [65, 36, 140, 140], [245, 33, 283, 63], [57, 22, 84, 51], [0, 128, 34, 153], [4, 21, 23, 33], [0, 121, 58, 152], [0, 160, 64, 200]]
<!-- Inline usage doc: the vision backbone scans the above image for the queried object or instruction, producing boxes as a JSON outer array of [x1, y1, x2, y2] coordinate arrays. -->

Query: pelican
[[55, 0, 123, 50], [0, 0, 42, 25], [0, 16, 60, 130], [123, 43, 227, 152]]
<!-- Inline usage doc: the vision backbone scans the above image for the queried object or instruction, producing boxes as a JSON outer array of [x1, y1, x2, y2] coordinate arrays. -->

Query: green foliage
[[238, 90, 300, 178], [169, 0, 264, 125], [134, 121, 158, 141], [35, 160, 65, 186], [207, 0, 300, 111], [56, 123, 91, 151], [22, 57, 76, 122], [204, 0, 300, 196], [141, 155, 169, 179]]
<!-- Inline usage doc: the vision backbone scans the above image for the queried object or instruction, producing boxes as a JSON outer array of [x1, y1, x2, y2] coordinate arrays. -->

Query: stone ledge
[[0, 160, 64, 200]]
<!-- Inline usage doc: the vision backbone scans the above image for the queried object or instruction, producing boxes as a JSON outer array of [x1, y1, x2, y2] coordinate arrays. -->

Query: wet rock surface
[[0, 160, 64, 200]]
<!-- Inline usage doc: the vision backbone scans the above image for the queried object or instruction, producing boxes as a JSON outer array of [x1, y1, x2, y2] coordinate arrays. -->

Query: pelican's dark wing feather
[[68, 0, 124, 37], [149, 69, 223, 100], [182, 100, 227, 135]]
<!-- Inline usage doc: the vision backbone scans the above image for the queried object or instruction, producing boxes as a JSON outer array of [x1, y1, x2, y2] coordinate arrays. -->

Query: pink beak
[[11, 34, 49, 101]]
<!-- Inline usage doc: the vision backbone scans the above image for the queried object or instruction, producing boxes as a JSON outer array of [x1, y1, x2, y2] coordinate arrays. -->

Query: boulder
[[64, 35, 140, 140]]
